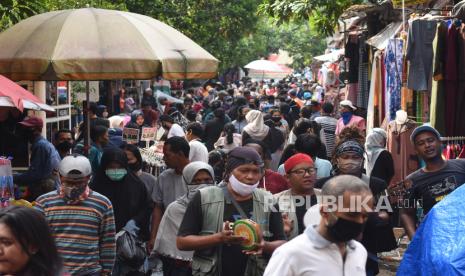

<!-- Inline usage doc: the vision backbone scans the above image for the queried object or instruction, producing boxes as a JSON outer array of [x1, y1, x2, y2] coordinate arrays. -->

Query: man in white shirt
[[185, 122, 209, 163], [160, 115, 185, 138], [265, 175, 372, 276]]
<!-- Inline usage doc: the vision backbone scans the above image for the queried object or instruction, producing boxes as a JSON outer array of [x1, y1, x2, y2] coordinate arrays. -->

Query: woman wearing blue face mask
[[90, 147, 151, 239]]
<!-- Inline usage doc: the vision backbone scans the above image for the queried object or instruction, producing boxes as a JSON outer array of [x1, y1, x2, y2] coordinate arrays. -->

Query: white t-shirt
[[264, 226, 367, 276], [189, 139, 209, 163], [167, 123, 185, 138]]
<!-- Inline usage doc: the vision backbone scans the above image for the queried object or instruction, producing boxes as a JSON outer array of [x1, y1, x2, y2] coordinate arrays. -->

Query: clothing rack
[[440, 136, 465, 142]]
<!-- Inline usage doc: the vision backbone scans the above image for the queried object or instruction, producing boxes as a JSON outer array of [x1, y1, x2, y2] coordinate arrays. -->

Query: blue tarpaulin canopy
[[397, 183, 465, 276]]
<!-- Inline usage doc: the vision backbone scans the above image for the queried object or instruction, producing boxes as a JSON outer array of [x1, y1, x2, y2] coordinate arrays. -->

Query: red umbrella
[[0, 74, 47, 112]]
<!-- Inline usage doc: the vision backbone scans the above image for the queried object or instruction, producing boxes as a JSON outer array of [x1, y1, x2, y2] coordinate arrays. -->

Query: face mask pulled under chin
[[229, 174, 259, 196], [337, 158, 362, 175]]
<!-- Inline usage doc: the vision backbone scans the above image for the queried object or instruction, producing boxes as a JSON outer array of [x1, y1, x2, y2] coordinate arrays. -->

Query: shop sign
[[141, 127, 157, 142], [123, 128, 140, 144]]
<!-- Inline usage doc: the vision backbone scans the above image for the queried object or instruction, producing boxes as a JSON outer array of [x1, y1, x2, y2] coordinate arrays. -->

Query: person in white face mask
[[177, 147, 287, 276], [314, 136, 397, 276], [154, 161, 215, 276]]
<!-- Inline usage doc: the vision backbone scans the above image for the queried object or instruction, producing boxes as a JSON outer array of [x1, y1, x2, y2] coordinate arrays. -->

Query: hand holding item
[[233, 219, 263, 254], [220, 220, 246, 245], [282, 213, 294, 236]]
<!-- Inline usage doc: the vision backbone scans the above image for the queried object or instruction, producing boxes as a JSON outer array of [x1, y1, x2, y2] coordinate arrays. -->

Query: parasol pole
[[84, 81, 90, 156]]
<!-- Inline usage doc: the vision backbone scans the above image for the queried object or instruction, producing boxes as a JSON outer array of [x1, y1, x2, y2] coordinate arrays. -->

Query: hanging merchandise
[[385, 38, 404, 121], [357, 34, 370, 108], [445, 21, 460, 136], [386, 111, 419, 187], [430, 21, 448, 135], [440, 137, 465, 159], [406, 19, 437, 92], [455, 22, 465, 136]]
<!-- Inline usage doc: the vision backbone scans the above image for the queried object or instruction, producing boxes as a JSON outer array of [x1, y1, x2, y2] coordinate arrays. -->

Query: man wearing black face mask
[[14, 116, 61, 201], [54, 129, 74, 159], [314, 137, 396, 276], [265, 175, 372, 276]]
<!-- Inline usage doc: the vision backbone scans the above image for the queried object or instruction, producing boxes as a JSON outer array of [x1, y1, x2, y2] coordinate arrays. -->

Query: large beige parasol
[[0, 8, 219, 81]]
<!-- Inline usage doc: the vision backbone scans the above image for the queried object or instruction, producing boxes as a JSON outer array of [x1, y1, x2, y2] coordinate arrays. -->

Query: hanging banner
[[141, 127, 157, 142], [123, 128, 140, 144], [392, 0, 429, 8]]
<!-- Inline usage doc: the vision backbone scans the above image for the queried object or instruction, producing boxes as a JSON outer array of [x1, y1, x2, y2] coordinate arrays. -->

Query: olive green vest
[[192, 186, 273, 276]]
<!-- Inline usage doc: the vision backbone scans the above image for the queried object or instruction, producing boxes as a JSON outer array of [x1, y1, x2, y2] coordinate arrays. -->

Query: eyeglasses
[[289, 167, 317, 176]]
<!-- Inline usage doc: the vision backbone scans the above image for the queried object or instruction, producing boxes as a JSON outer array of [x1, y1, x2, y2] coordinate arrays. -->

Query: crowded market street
[[0, 0, 465, 275]]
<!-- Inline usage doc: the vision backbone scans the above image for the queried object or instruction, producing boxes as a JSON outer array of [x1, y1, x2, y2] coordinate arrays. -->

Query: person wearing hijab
[[242, 109, 270, 143], [365, 128, 394, 185], [90, 147, 151, 235], [108, 115, 124, 148], [90, 148, 151, 274], [125, 110, 148, 147], [177, 147, 286, 276], [154, 162, 215, 276], [96, 105, 109, 118], [122, 143, 157, 199]]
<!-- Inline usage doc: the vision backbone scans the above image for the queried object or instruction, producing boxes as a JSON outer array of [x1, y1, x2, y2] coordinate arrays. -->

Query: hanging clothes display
[[367, 50, 383, 130], [386, 120, 419, 187], [406, 19, 437, 92], [357, 34, 370, 108], [456, 24, 465, 136], [384, 38, 404, 121], [345, 35, 360, 84], [445, 22, 459, 136], [430, 21, 447, 135]]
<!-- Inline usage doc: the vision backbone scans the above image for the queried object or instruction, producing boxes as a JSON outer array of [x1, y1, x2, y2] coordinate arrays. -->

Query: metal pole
[[84, 81, 90, 155]]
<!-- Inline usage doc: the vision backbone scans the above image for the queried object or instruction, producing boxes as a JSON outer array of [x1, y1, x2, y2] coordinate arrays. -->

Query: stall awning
[[313, 49, 345, 63], [366, 22, 403, 50]]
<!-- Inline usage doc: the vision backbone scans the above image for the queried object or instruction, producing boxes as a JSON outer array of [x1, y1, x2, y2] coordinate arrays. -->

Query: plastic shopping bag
[[116, 229, 146, 268]]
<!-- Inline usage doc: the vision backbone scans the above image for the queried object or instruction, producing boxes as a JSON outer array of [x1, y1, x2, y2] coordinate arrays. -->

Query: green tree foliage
[[258, 0, 361, 36], [42, 0, 126, 11], [0, 0, 43, 31], [0, 0, 328, 72], [124, 0, 264, 71]]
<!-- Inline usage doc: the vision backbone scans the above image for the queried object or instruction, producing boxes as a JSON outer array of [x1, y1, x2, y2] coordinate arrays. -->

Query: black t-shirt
[[315, 175, 387, 197], [294, 195, 317, 234], [178, 191, 286, 276], [407, 159, 465, 215]]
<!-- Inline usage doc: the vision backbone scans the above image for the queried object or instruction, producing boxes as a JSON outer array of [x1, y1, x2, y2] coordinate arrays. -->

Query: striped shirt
[[35, 190, 116, 275], [315, 116, 338, 158]]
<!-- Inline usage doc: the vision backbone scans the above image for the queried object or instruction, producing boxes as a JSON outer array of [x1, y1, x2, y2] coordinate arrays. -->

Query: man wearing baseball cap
[[275, 153, 319, 240], [335, 100, 366, 136], [13, 116, 61, 200], [35, 154, 116, 276], [400, 124, 465, 240]]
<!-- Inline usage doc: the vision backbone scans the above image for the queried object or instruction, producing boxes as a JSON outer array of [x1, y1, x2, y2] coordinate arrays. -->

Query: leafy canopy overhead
[[0, 0, 329, 71], [258, 0, 361, 36]]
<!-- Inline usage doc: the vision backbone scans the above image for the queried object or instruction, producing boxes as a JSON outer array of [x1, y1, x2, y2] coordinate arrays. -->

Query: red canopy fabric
[[0, 75, 44, 111]]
